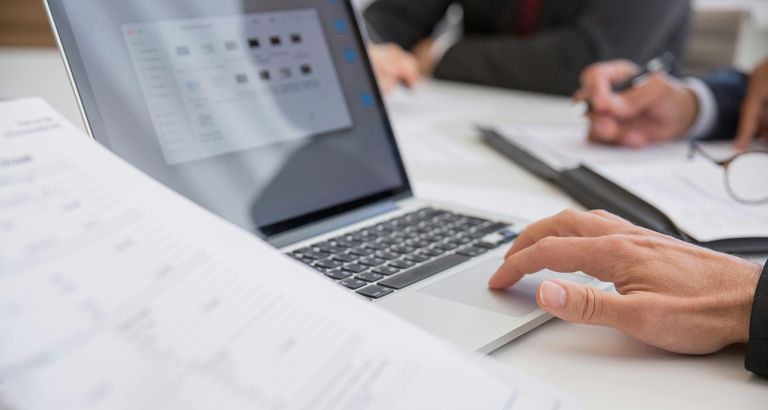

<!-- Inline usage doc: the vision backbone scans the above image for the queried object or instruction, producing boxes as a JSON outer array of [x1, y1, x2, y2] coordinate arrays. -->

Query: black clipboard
[[479, 127, 768, 255]]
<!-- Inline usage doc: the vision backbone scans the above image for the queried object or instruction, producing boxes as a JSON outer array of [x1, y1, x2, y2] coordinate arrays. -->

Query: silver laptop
[[45, 0, 596, 353]]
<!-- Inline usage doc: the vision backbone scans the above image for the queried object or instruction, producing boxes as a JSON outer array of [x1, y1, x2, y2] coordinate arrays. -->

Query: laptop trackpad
[[419, 257, 592, 318]]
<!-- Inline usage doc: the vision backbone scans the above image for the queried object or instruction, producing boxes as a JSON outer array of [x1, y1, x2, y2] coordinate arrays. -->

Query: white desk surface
[[2, 47, 767, 409]]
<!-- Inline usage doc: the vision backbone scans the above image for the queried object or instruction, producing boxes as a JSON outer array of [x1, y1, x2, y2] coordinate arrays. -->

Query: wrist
[[680, 77, 718, 140], [731, 261, 764, 344], [675, 86, 699, 137]]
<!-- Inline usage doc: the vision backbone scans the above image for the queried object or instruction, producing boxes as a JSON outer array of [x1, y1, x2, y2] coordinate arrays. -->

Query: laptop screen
[[47, 0, 410, 237]]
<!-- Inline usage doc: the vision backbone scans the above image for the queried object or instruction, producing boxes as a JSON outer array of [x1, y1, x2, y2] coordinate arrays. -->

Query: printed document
[[0, 98, 576, 409]]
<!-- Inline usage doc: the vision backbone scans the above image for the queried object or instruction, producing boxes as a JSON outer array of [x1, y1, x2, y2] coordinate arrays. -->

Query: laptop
[[44, 0, 597, 353]]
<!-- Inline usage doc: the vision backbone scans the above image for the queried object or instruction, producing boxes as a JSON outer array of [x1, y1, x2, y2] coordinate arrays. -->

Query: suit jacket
[[747, 263, 768, 377], [700, 69, 749, 140], [364, 0, 691, 95]]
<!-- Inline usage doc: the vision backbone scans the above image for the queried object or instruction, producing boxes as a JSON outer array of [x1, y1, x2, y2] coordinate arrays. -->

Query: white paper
[[0, 98, 575, 409], [493, 121, 737, 171], [493, 122, 764, 242], [386, 86, 493, 167], [595, 159, 768, 242], [415, 181, 578, 222]]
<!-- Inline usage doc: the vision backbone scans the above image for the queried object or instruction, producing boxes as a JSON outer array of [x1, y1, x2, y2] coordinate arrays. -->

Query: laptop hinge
[[267, 196, 409, 248]]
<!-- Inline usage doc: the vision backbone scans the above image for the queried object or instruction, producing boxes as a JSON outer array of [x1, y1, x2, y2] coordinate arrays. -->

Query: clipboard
[[479, 127, 768, 255]]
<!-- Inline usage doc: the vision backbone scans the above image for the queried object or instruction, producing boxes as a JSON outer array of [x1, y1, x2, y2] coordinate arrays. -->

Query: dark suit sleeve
[[364, 0, 454, 49], [700, 69, 749, 140], [746, 263, 768, 377], [436, 0, 690, 95]]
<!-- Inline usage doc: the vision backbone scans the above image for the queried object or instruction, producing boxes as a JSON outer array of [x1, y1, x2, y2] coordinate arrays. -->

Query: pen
[[582, 52, 675, 112], [612, 52, 675, 92]]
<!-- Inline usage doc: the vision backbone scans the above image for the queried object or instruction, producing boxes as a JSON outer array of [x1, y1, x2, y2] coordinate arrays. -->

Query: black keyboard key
[[420, 234, 443, 243], [372, 266, 399, 276], [333, 235, 363, 247], [379, 236, 402, 245], [306, 250, 331, 260], [314, 259, 342, 269], [342, 263, 368, 274], [349, 247, 374, 257], [359, 257, 386, 267], [475, 241, 500, 250], [457, 246, 486, 257], [363, 241, 388, 251], [420, 248, 444, 257], [390, 245, 415, 254], [357, 285, 394, 299], [455, 236, 474, 244], [380, 254, 470, 290], [375, 250, 399, 260], [356, 272, 384, 283], [325, 270, 352, 280], [333, 253, 357, 263], [316, 243, 347, 254], [404, 253, 430, 263], [433, 241, 459, 251], [389, 259, 415, 269], [340, 278, 367, 290], [478, 222, 509, 235], [464, 217, 489, 226], [406, 239, 429, 248]]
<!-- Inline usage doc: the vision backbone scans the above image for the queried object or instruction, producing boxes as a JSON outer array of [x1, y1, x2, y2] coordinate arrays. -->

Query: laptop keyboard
[[289, 207, 519, 300]]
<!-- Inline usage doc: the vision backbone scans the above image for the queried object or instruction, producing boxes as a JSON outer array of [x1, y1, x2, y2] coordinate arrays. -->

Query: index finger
[[505, 210, 644, 259], [579, 61, 640, 113], [490, 235, 627, 289]]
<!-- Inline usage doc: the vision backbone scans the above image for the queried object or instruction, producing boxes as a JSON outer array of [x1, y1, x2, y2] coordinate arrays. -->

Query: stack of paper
[[0, 99, 576, 409]]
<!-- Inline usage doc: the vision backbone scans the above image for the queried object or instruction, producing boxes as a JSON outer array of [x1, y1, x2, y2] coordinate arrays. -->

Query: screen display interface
[[54, 0, 408, 236]]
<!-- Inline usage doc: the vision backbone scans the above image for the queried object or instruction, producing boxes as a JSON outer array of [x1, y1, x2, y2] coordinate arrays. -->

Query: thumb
[[537, 280, 625, 327]]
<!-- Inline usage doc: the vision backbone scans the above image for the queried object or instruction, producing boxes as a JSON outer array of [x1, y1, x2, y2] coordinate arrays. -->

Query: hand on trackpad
[[419, 257, 592, 318]]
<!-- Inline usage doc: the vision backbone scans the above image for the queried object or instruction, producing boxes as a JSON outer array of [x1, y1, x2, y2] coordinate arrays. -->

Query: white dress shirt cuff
[[681, 77, 718, 140]]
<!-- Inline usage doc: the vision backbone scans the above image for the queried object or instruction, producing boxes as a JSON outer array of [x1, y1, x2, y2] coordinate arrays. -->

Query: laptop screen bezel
[[44, 0, 414, 238]]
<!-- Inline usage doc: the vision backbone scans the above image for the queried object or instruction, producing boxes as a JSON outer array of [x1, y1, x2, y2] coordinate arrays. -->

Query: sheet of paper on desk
[[493, 122, 735, 171], [594, 159, 768, 242], [0, 98, 576, 410], [416, 181, 578, 222]]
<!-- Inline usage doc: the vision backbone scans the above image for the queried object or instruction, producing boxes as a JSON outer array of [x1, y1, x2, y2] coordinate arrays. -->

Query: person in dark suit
[[364, 0, 691, 95], [575, 58, 768, 148], [489, 209, 768, 377]]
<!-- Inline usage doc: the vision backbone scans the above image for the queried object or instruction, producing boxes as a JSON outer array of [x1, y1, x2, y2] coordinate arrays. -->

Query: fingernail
[[539, 281, 566, 308]]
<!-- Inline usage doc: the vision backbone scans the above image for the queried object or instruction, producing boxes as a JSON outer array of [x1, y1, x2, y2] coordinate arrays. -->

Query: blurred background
[[2, 0, 765, 73], [1, 0, 765, 131]]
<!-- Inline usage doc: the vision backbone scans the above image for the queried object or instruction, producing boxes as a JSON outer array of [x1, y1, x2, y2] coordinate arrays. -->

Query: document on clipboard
[[480, 121, 768, 254]]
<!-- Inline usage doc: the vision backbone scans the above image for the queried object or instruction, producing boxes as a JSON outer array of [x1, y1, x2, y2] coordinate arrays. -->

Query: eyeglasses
[[688, 142, 768, 205]]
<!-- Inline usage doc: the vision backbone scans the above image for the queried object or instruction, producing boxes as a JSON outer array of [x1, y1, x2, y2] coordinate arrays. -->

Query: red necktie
[[517, 0, 542, 36]]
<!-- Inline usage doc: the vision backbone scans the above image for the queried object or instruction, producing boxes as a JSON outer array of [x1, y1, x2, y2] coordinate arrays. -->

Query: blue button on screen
[[360, 92, 374, 107], [334, 19, 348, 33]]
